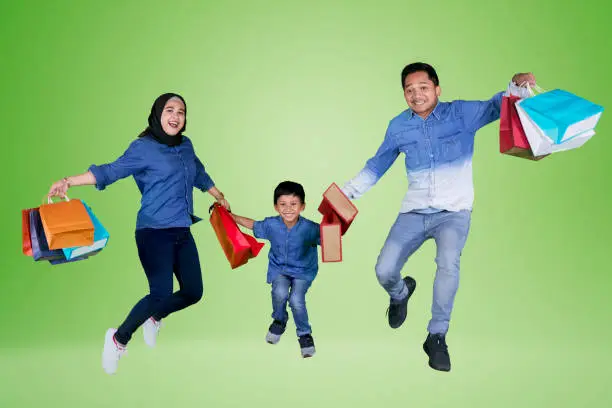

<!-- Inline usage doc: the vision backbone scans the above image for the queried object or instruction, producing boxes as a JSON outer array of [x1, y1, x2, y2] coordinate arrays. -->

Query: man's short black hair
[[401, 62, 439, 88]]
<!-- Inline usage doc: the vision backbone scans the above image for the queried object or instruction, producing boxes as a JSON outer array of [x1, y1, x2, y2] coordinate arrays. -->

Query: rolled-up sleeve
[[194, 156, 215, 192], [253, 218, 269, 240], [88, 139, 147, 191]]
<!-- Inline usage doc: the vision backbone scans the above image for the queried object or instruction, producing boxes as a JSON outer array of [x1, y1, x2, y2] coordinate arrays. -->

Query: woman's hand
[[217, 197, 231, 211], [48, 178, 70, 198]]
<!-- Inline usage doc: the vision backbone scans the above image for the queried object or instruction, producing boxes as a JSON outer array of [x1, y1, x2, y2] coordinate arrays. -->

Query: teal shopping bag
[[520, 89, 603, 144], [62, 202, 109, 260]]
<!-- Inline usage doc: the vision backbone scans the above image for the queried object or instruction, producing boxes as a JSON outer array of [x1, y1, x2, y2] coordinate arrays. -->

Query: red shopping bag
[[320, 212, 342, 262], [500, 95, 548, 161], [317, 183, 358, 235], [22, 208, 35, 256], [209, 203, 264, 269]]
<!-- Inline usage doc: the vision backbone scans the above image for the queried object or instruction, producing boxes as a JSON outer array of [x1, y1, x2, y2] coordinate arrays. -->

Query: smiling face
[[403, 71, 441, 119], [160, 97, 186, 136], [274, 194, 305, 226]]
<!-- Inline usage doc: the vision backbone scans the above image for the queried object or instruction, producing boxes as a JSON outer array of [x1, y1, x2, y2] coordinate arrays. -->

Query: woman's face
[[160, 97, 186, 136]]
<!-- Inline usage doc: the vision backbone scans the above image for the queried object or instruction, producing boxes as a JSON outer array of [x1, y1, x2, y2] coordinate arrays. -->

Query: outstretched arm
[[207, 186, 230, 210], [463, 72, 537, 132], [231, 213, 255, 230], [341, 125, 400, 200], [48, 171, 96, 198]]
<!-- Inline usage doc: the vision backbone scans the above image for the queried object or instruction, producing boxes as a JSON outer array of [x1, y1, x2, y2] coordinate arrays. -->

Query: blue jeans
[[115, 228, 203, 345], [375, 210, 471, 334], [270, 274, 313, 337]]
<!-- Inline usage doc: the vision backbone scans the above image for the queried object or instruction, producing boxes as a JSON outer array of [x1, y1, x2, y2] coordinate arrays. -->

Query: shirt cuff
[[342, 168, 378, 200], [88, 164, 107, 191]]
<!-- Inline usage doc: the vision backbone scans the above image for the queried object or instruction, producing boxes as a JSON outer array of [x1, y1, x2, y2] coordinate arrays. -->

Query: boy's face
[[274, 194, 305, 224]]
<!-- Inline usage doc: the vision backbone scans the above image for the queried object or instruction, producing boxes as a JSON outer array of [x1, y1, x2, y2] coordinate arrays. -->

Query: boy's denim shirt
[[253, 215, 320, 283]]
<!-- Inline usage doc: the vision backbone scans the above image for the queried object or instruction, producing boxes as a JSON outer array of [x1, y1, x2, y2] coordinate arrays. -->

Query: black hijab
[[138, 93, 186, 146]]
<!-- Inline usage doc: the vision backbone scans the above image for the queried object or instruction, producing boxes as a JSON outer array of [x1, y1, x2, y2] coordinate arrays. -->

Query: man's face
[[403, 71, 441, 119]]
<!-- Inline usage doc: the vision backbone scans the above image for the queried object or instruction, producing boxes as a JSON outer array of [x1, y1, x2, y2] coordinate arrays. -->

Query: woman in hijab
[[48, 93, 230, 375]]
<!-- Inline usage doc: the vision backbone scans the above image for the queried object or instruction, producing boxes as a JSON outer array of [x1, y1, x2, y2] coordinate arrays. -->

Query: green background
[[1, 0, 610, 406]]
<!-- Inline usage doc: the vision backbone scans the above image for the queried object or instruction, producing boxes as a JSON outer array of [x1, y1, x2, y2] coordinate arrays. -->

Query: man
[[341, 62, 535, 372]]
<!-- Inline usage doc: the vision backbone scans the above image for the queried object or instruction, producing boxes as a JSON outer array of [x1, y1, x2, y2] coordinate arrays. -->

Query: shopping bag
[[62, 202, 109, 260], [49, 249, 101, 265], [320, 212, 342, 262], [519, 89, 603, 144], [516, 100, 595, 156], [499, 95, 548, 161], [209, 203, 264, 269], [22, 208, 35, 256], [317, 183, 358, 235], [39, 196, 94, 250], [29, 208, 65, 261]]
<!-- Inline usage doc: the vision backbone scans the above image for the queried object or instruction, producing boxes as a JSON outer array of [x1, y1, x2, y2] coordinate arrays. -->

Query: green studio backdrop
[[1, 0, 610, 407]]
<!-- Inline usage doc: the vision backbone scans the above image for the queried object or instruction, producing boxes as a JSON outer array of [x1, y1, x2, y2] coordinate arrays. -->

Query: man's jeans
[[375, 210, 471, 334]]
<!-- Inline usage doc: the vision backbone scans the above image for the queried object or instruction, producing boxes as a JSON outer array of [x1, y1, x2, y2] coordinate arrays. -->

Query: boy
[[231, 181, 321, 358]]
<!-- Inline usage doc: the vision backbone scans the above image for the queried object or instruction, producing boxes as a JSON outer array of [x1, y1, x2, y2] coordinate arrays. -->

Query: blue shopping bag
[[29, 208, 64, 262], [62, 202, 109, 260], [520, 89, 603, 144], [49, 249, 101, 265]]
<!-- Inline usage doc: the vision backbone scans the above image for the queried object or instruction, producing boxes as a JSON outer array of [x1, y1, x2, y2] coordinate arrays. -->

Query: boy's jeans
[[271, 274, 313, 337]]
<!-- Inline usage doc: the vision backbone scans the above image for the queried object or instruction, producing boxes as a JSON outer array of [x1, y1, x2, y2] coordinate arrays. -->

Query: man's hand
[[512, 72, 536, 87]]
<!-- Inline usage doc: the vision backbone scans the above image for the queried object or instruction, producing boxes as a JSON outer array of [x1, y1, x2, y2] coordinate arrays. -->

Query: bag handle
[[44, 195, 70, 204], [521, 82, 546, 97], [209, 202, 232, 214]]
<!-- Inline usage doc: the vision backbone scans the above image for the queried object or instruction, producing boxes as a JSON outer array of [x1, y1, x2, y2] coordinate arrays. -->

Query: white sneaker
[[143, 317, 162, 347], [102, 328, 126, 375]]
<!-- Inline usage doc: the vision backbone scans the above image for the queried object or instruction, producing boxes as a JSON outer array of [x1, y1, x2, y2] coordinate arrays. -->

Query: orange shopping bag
[[38, 196, 94, 250], [209, 203, 264, 269]]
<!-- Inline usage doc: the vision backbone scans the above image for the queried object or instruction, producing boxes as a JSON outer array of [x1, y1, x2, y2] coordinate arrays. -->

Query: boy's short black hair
[[274, 181, 305, 204], [401, 62, 439, 88]]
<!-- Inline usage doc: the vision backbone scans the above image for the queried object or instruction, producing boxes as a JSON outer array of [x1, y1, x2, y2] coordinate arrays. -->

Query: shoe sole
[[266, 332, 282, 344], [301, 346, 316, 358]]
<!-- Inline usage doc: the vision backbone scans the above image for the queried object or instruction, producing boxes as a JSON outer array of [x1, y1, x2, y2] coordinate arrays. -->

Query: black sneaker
[[423, 333, 451, 372], [386, 276, 417, 328], [265, 320, 286, 344], [298, 334, 316, 358]]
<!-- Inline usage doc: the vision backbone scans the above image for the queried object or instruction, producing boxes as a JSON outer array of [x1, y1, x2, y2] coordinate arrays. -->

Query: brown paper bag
[[38, 197, 94, 250], [320, 212, 342, 262]]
